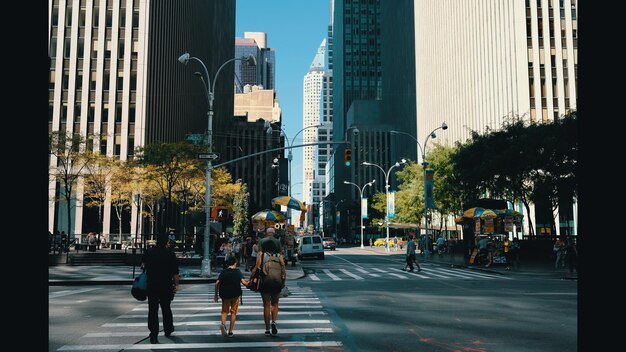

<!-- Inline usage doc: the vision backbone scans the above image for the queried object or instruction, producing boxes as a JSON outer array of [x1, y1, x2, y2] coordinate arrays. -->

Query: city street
[[49, 247, 576, 351]]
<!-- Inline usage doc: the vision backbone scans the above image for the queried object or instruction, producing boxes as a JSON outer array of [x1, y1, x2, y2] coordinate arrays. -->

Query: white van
[[297, 234, 325, 260]]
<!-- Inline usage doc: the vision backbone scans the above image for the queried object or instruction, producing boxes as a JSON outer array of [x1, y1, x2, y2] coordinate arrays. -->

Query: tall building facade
[[302, 39, 326, 216], [413, 0, 578, 237], [48, 0, 235, 236], [229, 85, 283, 216], [331, 0, 416, 239], [234, 32, 275, 91]]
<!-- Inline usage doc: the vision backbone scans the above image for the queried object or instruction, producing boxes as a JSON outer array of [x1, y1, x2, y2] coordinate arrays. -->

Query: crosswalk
[[56, 285, 342, 351], [306, 265, 511, 282]]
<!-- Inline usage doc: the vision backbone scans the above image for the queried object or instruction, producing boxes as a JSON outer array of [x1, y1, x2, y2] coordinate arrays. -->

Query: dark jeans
[[406, 254, 416, 271], [148, 290, 174, 337]]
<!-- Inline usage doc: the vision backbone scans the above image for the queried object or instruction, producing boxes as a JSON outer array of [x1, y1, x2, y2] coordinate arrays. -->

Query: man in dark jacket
[[142, 233, 180, 344]]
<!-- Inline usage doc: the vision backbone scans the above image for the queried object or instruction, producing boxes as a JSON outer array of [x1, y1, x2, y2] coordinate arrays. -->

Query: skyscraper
[[331, 0, 416, 239], [48, 0, 235, 236], [302, 39, 326, 219], [234, 32, 275, 91], [412, 0, 578, 237]]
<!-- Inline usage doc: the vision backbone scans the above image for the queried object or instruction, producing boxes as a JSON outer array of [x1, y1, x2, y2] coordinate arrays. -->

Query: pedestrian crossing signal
[[344, 148, 352, 166]]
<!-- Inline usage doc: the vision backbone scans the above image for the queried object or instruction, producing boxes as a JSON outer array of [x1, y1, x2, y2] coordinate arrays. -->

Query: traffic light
[[344, 148, 352, 166]]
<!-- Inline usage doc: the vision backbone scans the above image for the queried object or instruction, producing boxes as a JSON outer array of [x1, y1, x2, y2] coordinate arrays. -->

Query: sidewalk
[[49, 260, 306, 286]]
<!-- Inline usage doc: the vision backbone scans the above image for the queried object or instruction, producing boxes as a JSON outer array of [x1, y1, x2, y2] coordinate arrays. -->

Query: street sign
[[198, 153, 220, 160], [186, 133, 205, 141]]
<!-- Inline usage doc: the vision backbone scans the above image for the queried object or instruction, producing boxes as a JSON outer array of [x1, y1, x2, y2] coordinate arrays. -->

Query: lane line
[[387, 267, 429, 279], [309, 274, 320, 281], [355, 268, 381, 277], [102, 319, 331, 327], [132, 305, 322, 311], [49, 288, 102, 299], [387, 272, 409, 279], [323, 269, 342, 281], [59, 341, 343, 350], [84, 328, 334, 338], [339, 269, 364, 280], [117, 311, 328, 318]]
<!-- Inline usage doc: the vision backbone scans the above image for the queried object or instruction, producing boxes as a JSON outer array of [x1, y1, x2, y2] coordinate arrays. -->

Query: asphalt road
[[299, 247, 577, 352], [49, 247, 576, 351]]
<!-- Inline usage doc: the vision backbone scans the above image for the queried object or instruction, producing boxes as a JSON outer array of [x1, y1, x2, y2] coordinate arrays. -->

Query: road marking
[[323, 269, 342, 280], [356, 268, 381, 277], [522, 292, 577, 295], [102, 319, 331, 327], [118, 310, 328, 318], [84, 327, 334, 338], [309, 273, 320, 281], [371, 268, 388, 273], [432, 267, 488, 279], [49, 288, 102, 299], [172, 298, 319, 303], [387, 272, 409, 279], [339, 268, 364, 280], [388, 267, 430, 279], [332, 254, 366, 268], [412, 268, 451, 279], [459, 269, 511, 279], [59, 341, 343, 350], [132, 305, 323, 311]]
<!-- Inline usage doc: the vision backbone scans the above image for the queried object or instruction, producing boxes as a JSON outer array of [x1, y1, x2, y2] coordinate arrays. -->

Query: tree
[[111, 161, 134, 242], [232, 180, 250, 237], [136, 142, 201, 234], [427, 143, 463, 233], [83, 153, 118, 236], [394, 161, 424, 225], [49, 131, 93, 240], [172, 159, 204, 234]]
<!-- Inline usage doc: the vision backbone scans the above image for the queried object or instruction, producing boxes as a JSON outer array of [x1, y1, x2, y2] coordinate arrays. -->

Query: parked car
[[298, 234, 325, 260], [374, 238, 386, 247], [322, 237, 336, 250]]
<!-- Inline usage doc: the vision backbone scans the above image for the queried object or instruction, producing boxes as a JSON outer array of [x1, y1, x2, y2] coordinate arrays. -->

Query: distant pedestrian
[[565, 239, 577, 274], [258, 228, 282, 254], [244, 237, 253, 271], [404, 233, 421, 272], [509, 238, 521, 268], [554, 238, 566, 269], [503, 236, 511, 270], [142, 233, 180, 344], [369, 238, 373, 248], [214, 256, 249, 337]]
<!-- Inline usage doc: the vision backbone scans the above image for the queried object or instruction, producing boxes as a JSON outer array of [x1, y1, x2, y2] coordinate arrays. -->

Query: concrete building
[[234, 32, 275, 90], [47, 0, 235, 237], [229, 85, 283, 217], [413, 0, 578, 237]]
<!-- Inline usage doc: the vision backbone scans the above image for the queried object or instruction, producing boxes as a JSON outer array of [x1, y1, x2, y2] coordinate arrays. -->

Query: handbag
[[131, 271, 148, 301], [247, 268, 261, 292]]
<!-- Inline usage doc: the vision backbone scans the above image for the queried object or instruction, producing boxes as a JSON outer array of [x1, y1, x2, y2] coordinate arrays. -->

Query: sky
[[236, 0, 331, 206]]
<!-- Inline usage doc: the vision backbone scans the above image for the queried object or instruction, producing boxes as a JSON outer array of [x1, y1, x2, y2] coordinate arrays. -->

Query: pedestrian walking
[[554, 238, 566, 269], [250, 233, 286, 336], [214, 256, 249, 337], [565, 239, 577, 274], [244, 237, 253, 271], [258, 227, 282, 254], [141, 233, 180, 344], [404, 232, 421, 272]]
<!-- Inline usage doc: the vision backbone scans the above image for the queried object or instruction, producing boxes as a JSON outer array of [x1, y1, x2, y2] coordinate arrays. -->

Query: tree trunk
[[522, 199, 535, 237]]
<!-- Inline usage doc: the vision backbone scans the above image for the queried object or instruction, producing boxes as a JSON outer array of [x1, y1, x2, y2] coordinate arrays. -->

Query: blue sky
[[236, 0, 331, 201]]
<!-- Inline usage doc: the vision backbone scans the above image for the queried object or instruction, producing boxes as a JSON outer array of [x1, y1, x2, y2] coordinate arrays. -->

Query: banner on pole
[[387, 192, 395, 218], [361, 198, 368, 219], [425, 170, 436, 209]]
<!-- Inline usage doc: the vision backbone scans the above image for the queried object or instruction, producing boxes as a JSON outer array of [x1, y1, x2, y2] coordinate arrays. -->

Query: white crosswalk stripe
[[302, 266, 512, 281], [57, 287, 342, 350]]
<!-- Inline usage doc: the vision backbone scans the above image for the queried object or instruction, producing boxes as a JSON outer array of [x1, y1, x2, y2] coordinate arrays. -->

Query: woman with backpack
[[249, 241, 286, 336]]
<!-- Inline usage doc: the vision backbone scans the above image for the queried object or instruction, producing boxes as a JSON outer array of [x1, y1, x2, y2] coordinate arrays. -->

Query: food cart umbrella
[[480, 209, 498, 219], [271, 196, 307, 212], [462, 207, 487, 218], [251, 209, 287, 222]]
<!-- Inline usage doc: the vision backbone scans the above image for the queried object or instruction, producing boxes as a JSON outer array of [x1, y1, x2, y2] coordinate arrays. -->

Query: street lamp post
[[391, 122, 448, 258], [362, 160, 407, 252], [178, 52, 256, 277], [344, 179, 376, 248]]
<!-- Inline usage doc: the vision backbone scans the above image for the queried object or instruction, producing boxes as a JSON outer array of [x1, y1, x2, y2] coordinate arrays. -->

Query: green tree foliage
[[427, 143, 463, 231], [369, 192, 388, 230], [232, 180, 250, 237], [83, 154, 119, 234], [49, 131, 94, 236], [394, 161, 423, 224], [110, 162, 135, 240], [452, 111, 577, 236], [136, 142, 201, 233]]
